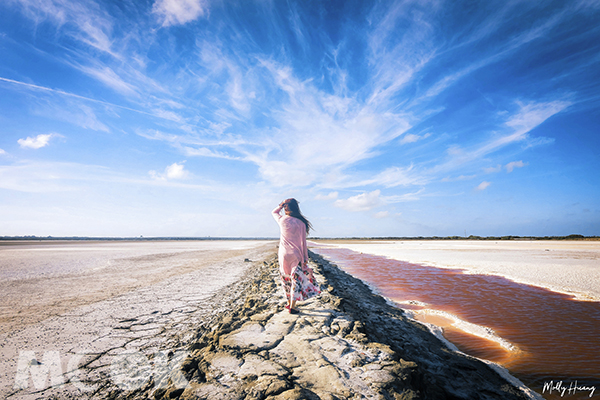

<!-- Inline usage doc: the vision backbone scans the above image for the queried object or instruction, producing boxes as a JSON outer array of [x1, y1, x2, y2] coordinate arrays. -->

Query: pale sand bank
[[0, 240, 270, 334], [311, 240, 600, 301]]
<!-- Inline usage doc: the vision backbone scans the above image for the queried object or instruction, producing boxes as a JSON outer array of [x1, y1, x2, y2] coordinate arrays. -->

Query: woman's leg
[[280, 271, 292, 308], [288, 265, 301, 313]]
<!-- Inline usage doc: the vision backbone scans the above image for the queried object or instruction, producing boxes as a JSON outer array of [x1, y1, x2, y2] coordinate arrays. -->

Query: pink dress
[[272, 206, 320, 302]]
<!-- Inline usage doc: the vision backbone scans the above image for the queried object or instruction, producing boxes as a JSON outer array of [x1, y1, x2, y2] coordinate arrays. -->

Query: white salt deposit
[[407, 308, 518, 352]]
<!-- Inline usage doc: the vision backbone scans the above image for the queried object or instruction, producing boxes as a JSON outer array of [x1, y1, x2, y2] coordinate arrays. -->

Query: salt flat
[[0, 240, 270, 334], [0, 240, 276, 399], [311, 240, 600, 301]]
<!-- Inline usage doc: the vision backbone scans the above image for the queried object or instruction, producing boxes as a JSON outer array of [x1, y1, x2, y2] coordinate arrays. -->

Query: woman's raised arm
[[272, 204, 283, 221]]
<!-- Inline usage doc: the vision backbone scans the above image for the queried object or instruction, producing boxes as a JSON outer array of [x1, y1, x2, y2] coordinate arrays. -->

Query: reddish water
[[313, 246, 600, 399]]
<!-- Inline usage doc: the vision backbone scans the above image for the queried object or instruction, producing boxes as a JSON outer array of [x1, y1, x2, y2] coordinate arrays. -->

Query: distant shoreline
[[313, 234, 600, 241], [0, 236, 278, 242], [1, 234, 598, 241]]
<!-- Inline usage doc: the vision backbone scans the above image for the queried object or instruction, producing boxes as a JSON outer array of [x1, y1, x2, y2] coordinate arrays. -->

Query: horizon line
[[1, 234, 598, 241]]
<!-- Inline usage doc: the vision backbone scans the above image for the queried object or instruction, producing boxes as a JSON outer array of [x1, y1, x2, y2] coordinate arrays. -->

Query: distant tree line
[[2, 235, 597, 241], [311, 234, 598, 241], [0, 236, 277, 241]]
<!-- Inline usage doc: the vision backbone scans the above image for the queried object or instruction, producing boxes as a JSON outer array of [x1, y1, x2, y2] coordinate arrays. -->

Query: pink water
[[313, 246, 600, 399]]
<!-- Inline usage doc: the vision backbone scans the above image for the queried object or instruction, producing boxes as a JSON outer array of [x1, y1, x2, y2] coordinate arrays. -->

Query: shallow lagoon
[[312, 240, 600, 400]]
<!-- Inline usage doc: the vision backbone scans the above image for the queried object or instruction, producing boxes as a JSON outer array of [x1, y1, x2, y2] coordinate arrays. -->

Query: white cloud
[[0, 149, 6, 155], [399, 133, 430, 145], [166, 163, 187, 179], [315, 192, 338, 201], [18, 133, 61, 149], [476, 181, 491, 191], [483, 164, 502, 173], [334, 190, 382, 212], [153, 0, 208, 27], [505, 160, 527, 173], [149, 162, 190, 180], [373, 211, 389, 219], [244, 59, 413, 188]]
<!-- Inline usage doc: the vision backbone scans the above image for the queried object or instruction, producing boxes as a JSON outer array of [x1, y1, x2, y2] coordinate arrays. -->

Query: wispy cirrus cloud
[[354, 165, 426, 189], [2, 0, 598, 237], [505, 100, 571, 137], [431, 99, 569, 175], [383, 188, 425, 203], [31, 102, 109, 132], [76, 65, 138, 96], [0, 77, 156, 118], [4, 0, 574, 197], [366, 1, 438, 107], [227, 59, 414, 188], [13, 0, 117, 57]]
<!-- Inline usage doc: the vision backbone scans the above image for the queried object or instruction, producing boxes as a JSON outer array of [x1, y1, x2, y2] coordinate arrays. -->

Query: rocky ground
[[9, 249, 540, 399], [129, 251, 537, 400]]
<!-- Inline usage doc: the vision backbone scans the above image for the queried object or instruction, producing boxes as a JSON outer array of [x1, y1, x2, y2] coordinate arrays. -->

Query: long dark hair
[[284, 198, 313, 234]]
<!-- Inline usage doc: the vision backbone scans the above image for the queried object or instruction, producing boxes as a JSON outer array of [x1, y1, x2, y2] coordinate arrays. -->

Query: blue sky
[[0, 0, 599, 238]]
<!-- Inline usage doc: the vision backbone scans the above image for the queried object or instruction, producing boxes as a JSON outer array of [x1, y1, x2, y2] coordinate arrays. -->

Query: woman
[[272, 198, 320, 314]]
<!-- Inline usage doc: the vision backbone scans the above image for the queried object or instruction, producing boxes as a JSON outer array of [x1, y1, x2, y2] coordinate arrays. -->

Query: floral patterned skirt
[[280, 263, 321, 302]]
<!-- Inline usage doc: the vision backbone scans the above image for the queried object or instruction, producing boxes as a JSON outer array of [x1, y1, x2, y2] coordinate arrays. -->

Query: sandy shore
[[312, 240, 600, 301]]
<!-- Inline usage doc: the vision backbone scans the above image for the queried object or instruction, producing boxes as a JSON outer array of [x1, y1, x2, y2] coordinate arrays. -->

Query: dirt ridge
[[136, 251, 536, 400]]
